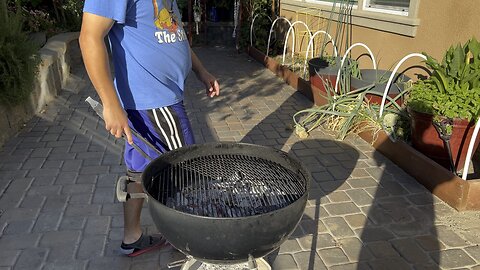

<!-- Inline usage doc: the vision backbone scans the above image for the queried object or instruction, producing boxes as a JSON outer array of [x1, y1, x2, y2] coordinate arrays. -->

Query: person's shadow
[[356, 147, 440, 269], [282, 138, 359, 270]]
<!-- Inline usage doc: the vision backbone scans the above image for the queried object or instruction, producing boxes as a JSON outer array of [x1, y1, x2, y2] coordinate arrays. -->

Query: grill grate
[[153, 154, 308, 218]]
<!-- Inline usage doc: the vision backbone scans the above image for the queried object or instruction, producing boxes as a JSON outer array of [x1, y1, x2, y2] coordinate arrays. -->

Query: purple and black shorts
[[124, 101, 195, 175]]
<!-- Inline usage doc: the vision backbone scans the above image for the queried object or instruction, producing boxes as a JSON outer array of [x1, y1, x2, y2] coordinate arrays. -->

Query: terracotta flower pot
[[351, 69, 410, 106], [409, 108, 480, 171], [308, 57, 340, 105]]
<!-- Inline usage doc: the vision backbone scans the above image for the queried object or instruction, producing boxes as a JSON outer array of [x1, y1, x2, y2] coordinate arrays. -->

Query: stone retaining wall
[[0, 32, 80, 147]]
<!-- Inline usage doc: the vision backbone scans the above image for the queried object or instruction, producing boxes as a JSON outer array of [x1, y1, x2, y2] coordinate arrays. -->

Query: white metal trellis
[[379, 53, 427, 117], [302, 30, 338, 77], [250, 13, 273, 48], [282, 21, 312, 66], [266, 17, 293, 57], [334, 43, 377, 93], [462, 118, 480, 180]]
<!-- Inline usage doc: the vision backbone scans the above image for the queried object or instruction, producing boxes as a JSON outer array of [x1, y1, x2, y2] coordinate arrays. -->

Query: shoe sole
[[126, 240, 169, 257]]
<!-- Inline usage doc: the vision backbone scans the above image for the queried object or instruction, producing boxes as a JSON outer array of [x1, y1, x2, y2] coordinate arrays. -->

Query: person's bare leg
[[123, 180, 144, 244]]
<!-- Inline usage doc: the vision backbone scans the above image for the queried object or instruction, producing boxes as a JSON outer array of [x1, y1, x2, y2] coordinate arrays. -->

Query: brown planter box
[[247, 46, 327, 106], [247, 46, 480, 211], [358, 129, 480, 211]]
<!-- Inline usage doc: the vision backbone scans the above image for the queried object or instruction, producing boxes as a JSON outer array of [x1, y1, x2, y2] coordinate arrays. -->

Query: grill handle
[[116, 176, 148, 202]]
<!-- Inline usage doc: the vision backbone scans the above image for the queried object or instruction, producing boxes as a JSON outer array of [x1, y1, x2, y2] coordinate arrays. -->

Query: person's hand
[[197, 70, 220, 97], [103, 103, 133, 145]]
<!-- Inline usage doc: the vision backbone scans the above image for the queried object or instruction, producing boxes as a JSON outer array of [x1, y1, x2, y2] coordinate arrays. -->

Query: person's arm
[[191, 49, 220, 97], [79, 12, 133, 144]]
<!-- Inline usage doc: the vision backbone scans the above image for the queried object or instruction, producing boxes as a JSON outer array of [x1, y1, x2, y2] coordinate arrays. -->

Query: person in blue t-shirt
[[79, 0, 220, 257]]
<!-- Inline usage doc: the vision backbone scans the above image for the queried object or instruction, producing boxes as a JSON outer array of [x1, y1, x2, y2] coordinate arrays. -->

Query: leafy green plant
[[17, 0, 44, 8], [15, 0, 82, 33], [319, 0, 354, 59], [407, 37, 480, 121], [177, 0, 187, 10], [211, 0, 229, 8], [0, 0, 40, 106], [239, 0, 271, 51], [61, 0, 83, 31], [344, 57, 361, 79]]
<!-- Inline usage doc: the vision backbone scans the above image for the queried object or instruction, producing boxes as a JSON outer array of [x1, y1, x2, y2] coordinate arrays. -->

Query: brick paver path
[[1, 45, 479, 270]]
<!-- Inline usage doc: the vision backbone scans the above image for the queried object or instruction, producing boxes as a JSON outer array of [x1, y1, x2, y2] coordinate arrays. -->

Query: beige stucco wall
[[280, 0, 480, 77]]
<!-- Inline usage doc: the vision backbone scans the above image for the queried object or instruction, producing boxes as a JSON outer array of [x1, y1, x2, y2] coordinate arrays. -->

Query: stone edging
[[0, 32, 80, 148]]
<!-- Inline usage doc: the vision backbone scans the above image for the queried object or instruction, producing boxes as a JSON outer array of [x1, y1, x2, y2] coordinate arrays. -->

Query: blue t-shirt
[[83, 0, 192, 110]]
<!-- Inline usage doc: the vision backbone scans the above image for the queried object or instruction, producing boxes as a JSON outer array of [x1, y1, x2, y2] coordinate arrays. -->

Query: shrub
[[0, 1, 40, 106], [15, 0, 83, 34], [61, 0, 83, 31], [22, 7, 57, 35]]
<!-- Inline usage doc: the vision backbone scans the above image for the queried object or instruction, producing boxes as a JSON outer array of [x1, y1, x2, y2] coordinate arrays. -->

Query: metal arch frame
[[378, 53, 426, 117], [266, 16, 293, 57], [302, 30, 338, 77], [462, 118, 480, 180], [334, 42, 377, 93], [282, 21, 312, 66], [250, 13, 273, 48]]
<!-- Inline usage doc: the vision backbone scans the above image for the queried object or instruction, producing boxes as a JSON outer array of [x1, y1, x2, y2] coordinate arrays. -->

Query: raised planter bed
[[358, 129, 480, 211], [248, 46, 327, 106], [247, 46, 480, 211]]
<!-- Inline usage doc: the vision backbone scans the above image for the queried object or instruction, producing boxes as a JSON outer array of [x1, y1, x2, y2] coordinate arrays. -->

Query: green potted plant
[[407, 37, 480, 172]]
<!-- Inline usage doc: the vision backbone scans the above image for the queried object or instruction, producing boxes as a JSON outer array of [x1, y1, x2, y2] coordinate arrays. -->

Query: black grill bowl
[[142, 142, 311, 264]]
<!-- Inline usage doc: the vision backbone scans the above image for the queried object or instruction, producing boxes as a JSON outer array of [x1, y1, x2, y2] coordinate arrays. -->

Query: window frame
[[305, 0, 358, 6], [363, 0, 410, 16]]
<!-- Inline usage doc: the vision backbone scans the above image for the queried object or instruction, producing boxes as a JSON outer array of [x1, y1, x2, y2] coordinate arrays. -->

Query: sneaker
[[120, 233, 168, 257]]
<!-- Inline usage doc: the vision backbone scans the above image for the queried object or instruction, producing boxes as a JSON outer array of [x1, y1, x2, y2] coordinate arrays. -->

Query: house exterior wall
[[279, 0, 480, 76]]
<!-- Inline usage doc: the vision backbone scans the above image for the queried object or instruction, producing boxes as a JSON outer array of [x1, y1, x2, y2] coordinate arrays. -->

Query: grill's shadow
[[281, 139, 359, 270], [234, 90, 359, 268]]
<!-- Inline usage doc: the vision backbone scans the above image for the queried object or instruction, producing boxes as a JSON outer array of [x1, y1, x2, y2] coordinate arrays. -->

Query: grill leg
[[169, 256, 190, 269], [248, 255, 258, 270]]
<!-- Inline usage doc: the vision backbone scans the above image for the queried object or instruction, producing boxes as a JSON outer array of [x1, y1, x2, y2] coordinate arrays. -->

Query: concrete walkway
[[0, 46, 479, 270]]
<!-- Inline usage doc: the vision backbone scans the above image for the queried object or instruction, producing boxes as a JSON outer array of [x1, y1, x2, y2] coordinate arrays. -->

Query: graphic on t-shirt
[[153, 0, 179, 33]]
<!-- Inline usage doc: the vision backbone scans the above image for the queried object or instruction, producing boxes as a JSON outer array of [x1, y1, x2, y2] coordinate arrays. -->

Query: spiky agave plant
[[293, 69, 410, 141]]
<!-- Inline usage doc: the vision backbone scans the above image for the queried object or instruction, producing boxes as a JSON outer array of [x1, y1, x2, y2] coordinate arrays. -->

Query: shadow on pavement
[[235, 88, 359, 269], [189, 47, 442, 269], [356, 147, 440, 269]]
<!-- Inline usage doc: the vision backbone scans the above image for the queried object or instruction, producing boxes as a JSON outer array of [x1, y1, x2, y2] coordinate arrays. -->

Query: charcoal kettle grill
[[86, 98, 311, 268], [118, 142, 310, 268]]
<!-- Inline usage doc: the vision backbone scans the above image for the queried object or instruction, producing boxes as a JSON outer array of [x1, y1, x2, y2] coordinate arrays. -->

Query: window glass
[[366, 0, 410, 11]]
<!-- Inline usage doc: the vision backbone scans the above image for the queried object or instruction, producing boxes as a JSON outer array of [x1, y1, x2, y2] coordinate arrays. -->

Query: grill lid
[[151, 153, 308, 218]]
